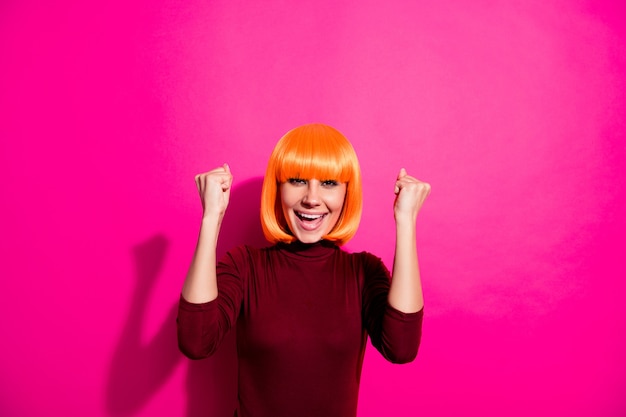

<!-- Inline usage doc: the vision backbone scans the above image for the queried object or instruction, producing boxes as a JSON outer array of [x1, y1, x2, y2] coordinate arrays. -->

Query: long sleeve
[[177, 296, 219, 359], [177, 247, 246, 359], [360, 252, 423, 363]]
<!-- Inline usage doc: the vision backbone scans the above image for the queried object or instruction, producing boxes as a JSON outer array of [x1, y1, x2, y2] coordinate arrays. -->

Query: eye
[[321, 180, 339, 187], [288, 178, 307, 185]]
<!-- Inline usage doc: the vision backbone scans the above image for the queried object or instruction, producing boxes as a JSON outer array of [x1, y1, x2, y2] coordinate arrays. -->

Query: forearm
[[388, 217, 424, 313], [181, 216, 221, 303]]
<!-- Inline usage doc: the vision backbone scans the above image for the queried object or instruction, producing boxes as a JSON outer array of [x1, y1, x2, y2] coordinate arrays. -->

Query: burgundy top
[[177, 241, 423, 417]]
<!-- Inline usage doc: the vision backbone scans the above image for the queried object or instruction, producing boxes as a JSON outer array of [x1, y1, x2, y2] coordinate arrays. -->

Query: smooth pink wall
[[1, 1, 624, 416]]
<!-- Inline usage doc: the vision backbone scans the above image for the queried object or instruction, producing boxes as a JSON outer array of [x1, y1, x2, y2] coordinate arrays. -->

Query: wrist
[[200, 214, 222, 235], [394, 212, 417, 227], [201, 209, 224, 223]]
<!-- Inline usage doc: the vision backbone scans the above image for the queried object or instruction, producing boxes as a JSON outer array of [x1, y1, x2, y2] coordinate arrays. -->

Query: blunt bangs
[[274, 124, 355, 184]]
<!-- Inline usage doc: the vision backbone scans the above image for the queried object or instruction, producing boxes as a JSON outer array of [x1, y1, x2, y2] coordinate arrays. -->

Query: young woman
[[177, 123, 431, 417]]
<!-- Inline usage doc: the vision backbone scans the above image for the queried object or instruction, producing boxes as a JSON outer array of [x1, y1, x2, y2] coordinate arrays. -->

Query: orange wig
[[260, 123, 363, 245]]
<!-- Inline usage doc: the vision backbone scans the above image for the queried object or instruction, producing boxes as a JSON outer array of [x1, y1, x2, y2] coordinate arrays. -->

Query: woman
[[177, 123, 431, 417]]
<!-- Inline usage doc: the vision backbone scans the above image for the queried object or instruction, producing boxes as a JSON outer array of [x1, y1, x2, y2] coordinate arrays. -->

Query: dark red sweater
[[177, 241, 423, 417]]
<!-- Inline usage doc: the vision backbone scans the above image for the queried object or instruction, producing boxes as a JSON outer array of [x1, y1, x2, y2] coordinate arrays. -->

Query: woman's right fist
[[194, 163, 233, 221]]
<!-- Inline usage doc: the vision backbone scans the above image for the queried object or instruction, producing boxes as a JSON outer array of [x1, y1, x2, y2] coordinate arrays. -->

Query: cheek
[[334, 188, 347, 211], [333, 196, 345, 211], [279, 186, 293, 208], [279, 193, 291, 219]]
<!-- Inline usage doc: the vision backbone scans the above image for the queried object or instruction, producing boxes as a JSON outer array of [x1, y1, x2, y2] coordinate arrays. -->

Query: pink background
[[1, 1, 625, 416]]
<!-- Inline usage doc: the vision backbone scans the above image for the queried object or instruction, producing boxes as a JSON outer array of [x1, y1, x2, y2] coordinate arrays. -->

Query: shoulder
[[219, 244, 278, 267], [336, 249, 390, 275], [345, 249, 384, 265]]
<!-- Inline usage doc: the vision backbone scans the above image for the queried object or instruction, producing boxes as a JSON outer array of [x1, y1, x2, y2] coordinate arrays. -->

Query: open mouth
[[294, 211, 328, 232], [295, 211, 327, 222]]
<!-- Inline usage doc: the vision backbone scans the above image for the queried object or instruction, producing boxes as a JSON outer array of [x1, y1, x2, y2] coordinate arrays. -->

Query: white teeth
[[298, 212, 323, 220]]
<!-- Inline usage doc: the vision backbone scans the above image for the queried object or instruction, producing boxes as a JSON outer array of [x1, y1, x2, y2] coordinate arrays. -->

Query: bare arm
[[181, 164, 233, 303], [387, 168, 431, 313]]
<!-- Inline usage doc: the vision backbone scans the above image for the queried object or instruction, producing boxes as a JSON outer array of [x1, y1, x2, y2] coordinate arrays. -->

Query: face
[[280, 178, 347, 244]]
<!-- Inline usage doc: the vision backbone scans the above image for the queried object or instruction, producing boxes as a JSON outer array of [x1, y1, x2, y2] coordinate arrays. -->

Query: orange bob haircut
[[260, 123, 363, 246]]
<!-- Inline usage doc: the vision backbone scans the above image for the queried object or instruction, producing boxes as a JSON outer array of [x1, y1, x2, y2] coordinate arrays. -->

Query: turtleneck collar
[[276, 240, 339, 260]]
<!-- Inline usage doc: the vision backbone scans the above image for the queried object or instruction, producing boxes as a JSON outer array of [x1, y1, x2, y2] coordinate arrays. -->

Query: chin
[[290, 230, 325, 244]]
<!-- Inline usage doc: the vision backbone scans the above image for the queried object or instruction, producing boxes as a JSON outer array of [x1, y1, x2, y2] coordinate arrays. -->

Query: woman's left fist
[[393, 168, 431, 220]]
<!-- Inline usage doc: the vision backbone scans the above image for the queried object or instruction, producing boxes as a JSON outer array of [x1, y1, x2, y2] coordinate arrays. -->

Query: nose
[[302, 181, 321, 206]]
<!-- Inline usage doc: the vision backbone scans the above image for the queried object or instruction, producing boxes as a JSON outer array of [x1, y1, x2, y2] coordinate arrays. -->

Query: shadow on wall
[[105, 177, 267, 417]]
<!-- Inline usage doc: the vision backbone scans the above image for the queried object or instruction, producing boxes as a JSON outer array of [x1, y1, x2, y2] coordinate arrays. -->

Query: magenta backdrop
[[1, 1, 625, 416]]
